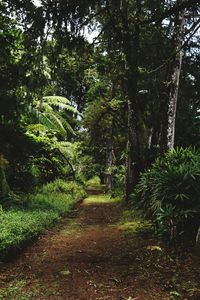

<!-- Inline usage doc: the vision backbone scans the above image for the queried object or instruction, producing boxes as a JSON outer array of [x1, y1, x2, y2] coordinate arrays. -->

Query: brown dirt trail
[[0, 193, 200, 300]]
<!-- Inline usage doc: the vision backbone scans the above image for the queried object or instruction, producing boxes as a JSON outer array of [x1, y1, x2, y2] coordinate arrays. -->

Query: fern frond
[[45, 113, 67, 135], [29, 95, 78, 138], [27, 123, 48, 133], [43, 96, 71, 105]]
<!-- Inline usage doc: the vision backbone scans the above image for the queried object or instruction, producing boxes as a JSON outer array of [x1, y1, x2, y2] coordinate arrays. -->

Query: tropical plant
[[29, 96, 78, 138], [22, 96, 80, 185], [132, 147, 200, 242]]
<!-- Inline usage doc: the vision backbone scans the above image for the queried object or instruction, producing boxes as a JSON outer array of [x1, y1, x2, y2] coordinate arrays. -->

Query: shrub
[[35, 179, 86, 199], [132, 147, 200, 242], [86, 175, 101, 188]]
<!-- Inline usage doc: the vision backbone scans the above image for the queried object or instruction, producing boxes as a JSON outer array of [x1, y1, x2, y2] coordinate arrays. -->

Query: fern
[[28, 95, 78, 138]]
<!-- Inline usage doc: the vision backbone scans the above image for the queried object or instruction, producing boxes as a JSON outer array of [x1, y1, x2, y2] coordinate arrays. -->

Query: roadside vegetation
[[132, 147, 200, 244], [0, 180, 85, 258], [1, 0, 200, 281]]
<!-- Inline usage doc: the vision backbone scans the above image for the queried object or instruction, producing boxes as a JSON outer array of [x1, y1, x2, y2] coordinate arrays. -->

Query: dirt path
[[0, 193, 200, 300]]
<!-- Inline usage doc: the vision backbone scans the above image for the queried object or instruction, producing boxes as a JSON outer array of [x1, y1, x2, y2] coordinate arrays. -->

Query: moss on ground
[[83, 194, 120, 205], [118, 210, 153, 236]]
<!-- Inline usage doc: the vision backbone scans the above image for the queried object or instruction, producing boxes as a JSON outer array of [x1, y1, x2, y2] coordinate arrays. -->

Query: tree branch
[[148, 18, 200, 74], [144, 0, 199, 24]]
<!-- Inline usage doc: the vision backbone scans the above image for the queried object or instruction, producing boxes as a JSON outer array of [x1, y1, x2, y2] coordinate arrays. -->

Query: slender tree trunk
[[125, 79, 140, 201], [105, 81, 115, 192], [167, 8, 185, 150], [121, 0, 141, 202], [0, 154, 10, 197], [105, 138, 114, 191]]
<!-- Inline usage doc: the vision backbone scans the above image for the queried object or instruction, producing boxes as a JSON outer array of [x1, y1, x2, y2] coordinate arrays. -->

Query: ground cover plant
[[0, 180, 86, 258]]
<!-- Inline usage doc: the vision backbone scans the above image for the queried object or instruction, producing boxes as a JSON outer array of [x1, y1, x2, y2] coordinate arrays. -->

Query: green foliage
[[112, 165, 126, 197], [118, 210, 152, 237], [0, 192, 23, 210], [0, 154, 10, 197], [1, 0, 200, 255], [28, 95, 78, 138], [35, 179, 86, 200], [0, 210, 58, 253], [20, 96, 81, 188], [84, 194, 119, 205], [86, 176, 101, 188], [132, 147, 200, 242], [0, 179, 85, 257]]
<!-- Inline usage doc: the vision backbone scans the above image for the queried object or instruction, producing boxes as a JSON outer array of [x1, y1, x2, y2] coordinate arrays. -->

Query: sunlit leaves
[[29, 95, 78, 138]]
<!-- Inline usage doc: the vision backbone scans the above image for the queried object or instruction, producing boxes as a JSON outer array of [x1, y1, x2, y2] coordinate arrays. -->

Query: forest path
[[0, 191, 200, 300]]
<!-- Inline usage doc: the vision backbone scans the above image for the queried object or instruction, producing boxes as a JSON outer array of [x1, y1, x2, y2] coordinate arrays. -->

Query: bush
[[36, 179, 86, 198], [86, 175, 101, 188], [0, 210, 58, 252], [0, 179, 86, 257], [132, 147, 200, 242]]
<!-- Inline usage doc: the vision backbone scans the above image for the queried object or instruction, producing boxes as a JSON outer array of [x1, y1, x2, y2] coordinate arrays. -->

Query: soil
[[0, 192, 200, 300]]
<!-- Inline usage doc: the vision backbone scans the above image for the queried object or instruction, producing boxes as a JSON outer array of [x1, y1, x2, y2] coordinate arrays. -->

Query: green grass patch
[[0, 180, 86, 258], [84, 194, 120, 205], [118, 210, 152, 236]]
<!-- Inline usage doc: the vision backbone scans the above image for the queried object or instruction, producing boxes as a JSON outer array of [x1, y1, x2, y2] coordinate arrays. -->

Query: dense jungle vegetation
[[0, 0, 200, 271]]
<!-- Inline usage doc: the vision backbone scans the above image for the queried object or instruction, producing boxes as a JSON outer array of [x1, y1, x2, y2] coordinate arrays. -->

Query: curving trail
[[0, 193, 200, 300]]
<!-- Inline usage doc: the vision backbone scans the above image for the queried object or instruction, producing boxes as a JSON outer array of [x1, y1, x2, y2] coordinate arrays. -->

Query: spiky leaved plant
[[132, 147, 200, 243]]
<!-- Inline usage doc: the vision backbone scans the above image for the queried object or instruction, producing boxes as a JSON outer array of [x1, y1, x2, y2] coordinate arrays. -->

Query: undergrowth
[[132, 147, 200, 243], [119, 210, 153, 236], [86, 176, 102, 189], [0, 180, 86, 258]]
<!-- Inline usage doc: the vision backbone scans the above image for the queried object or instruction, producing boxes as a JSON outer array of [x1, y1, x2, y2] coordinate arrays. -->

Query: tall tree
[[117, 0, 142, 201], [167, 5, 185, 150]]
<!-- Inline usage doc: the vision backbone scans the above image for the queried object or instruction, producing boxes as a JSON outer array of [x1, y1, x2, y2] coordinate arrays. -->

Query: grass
[[84, 194, 120, 205], [118, 210, 153, 236], [84, 189, 151, 237], [0, 180, 86, 258]]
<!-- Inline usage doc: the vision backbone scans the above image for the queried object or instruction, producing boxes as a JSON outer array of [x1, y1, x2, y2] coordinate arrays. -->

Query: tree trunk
[[121, 0, 141, 202], [125, 82, 140, 201], [196, 226, 200, 250], [0, 166, 10, 197], [105, 138, 114, 192], [0, 154, 10, 198], [167, 8, 185, 150]]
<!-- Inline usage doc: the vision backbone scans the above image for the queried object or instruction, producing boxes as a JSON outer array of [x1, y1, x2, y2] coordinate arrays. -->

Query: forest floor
[[0, 190, 200, 300]]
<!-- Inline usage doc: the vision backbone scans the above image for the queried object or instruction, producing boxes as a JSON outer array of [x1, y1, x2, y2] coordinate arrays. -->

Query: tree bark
[[121, 0, 141, 202], [0, 154, 10, 197], [167, 8, 185, 150], [105, 137, 114, 191]]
